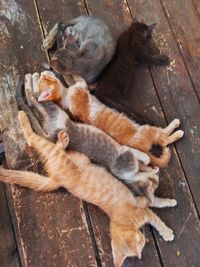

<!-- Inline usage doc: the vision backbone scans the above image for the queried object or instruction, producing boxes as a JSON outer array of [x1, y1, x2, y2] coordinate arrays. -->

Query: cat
[[36, 71, 184, 168], [47, 21, 170, 121], [24, 73, 176, 205], [43, 15, 116, 84], [0, 110, 175, 267], [94, 21, 170, 117]]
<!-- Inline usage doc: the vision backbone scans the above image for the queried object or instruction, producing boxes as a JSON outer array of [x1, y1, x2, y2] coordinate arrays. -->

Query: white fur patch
[[89, 95, 104, 120]]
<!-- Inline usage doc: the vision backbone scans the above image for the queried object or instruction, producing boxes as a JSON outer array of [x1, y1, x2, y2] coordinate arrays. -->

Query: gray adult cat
[[43, 15, 116, 84], [20, 73, 177, 209]]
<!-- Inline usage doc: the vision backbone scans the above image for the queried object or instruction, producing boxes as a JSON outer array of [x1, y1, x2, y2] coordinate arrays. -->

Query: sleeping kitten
[[36, 71, 184, 168], [94, 21, 170, 116], [48, 21, 169, 120], [0, 111, 175, 266], [24, 73, 176, 205], [43, 15, 116, 84]]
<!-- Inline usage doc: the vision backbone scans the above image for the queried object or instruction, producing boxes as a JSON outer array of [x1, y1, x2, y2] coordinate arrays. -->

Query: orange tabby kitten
[[0, 111, 175, 267], [37, 71, 184, 167]]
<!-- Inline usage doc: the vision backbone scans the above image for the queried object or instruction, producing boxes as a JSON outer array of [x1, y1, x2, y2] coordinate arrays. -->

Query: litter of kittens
[[0, 1, 200, 267]]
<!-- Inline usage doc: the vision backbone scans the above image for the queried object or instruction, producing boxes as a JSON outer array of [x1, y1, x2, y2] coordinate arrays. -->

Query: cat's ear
[[147, 23, 157, 34], [111, 240, 127, 267], [38, 89, 53, 102]]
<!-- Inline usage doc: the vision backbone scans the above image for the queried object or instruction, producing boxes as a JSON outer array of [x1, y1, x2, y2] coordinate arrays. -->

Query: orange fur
[[37, 72, 184, 167], [0, 111, 175, 266]]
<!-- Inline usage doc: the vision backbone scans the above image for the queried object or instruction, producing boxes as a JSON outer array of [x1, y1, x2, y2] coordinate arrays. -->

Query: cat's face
[[37, 71, 63, 102], [130, 22, 159, 55]]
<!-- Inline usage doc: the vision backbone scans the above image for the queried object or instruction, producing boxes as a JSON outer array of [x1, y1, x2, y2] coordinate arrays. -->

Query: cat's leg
[[159, 119, 184, 146], [0, 167, 59, 191], [43, 23, 59, 50], [150, 197, 177, 208], [146, 209, 174, 241], [56, 131, 70, 150], [142, 54, 170, 66]]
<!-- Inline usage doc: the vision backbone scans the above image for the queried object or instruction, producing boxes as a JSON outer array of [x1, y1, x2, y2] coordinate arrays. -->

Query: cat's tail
[[148, 146, 171, 168], [110, 221, 145, 267], [0, 167, 59, 191]]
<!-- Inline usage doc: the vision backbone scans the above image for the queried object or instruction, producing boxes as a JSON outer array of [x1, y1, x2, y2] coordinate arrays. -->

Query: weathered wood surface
[[1, 0, 200, 267], [0, 1, 97, 267], [84, 1, 162, 266], [0, 183, 21, 267], [161, 0, 200, 99], [126, 1, 200, 266]]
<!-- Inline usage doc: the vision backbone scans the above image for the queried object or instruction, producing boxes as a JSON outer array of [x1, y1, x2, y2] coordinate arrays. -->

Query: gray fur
[[45, 15, 116, 83], [32, 101, 139, 183]]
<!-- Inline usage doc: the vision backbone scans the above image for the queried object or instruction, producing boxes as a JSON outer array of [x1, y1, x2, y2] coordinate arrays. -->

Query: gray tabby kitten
[[22, 73, 177, 209], [43, 15, 116, 84]]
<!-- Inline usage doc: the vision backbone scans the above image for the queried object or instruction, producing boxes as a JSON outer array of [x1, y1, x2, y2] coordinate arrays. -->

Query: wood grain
[[0, 183, 20, 267], [160, 0, 200, 99], [0, 1, 97, 266], [127, 0, 200, 266], [85, 1, 163, 266]]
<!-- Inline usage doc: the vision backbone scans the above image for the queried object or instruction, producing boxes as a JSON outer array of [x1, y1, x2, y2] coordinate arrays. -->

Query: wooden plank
[[193, 0, 200, 17], [37, 0, 85, 34], [160, 0, 200, 99], [127, 0, 200, 213], [85, 1, 163, 266], [0, 183, 21, 267], [0, 1, 97, 266], [126, 0, 200, 266], [37, 1, 162, 266]]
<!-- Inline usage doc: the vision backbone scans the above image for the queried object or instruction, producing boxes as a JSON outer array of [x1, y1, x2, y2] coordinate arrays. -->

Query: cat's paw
[[167, 199, 177, 207], [176, 130, 184, 138], [162, 228, 174, 242], [170, 119, 180, 129]]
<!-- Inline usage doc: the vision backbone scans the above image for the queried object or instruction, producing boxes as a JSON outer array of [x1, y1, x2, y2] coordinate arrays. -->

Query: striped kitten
[[25, 73, 177, 205], [0, 111, 175, 267], [37, 71, 184, 168]]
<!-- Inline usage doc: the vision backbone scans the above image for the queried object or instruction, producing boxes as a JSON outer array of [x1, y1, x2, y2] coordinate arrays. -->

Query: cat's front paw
[[156, 55, 170, 66]]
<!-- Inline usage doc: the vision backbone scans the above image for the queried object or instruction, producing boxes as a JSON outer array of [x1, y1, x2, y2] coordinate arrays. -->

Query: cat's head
[[130, 22, 157, 43], [126, 21, 160, 56], [37, 71, 64, 102], [110, 222, 145, 267]]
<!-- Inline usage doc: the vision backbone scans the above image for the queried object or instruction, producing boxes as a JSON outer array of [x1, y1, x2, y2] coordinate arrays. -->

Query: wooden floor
[[0, 0, 200, 266]]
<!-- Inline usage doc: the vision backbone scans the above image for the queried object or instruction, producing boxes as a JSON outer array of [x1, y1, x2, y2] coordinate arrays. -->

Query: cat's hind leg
[[160, 119, 184, 146], [150, 196, 177, 208], [146, 209, 174, 241], [43, 23, 59, 50]]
